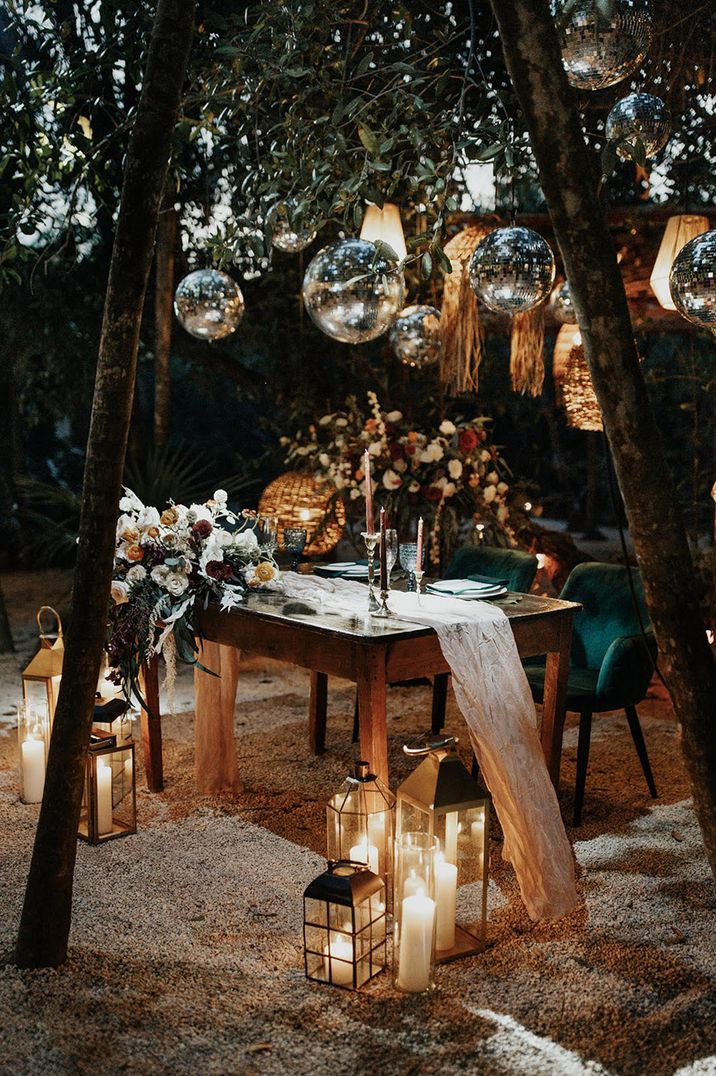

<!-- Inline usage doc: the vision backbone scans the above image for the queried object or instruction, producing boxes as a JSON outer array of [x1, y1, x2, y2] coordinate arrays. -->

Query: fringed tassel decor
[[510, 306, 545, 396], [440, 223, 495, 396]]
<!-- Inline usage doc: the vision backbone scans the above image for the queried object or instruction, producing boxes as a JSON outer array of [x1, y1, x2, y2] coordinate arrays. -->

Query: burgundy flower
[[425, 485, 443, 503], [458, 429, 479, 454], [192, 519, 213, 539], [388, 443, 404, 461], [205, 560, 233, 581]]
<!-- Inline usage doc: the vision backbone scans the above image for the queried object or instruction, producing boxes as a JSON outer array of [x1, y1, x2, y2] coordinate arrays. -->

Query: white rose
[[497, 505, 509, 523], [349, 487, 361, 500], [497, 481, 509, 494], [442, 482, 456, 499], [165, 572, 189, 597], [386, 410, 403, 422], [151, 565, 170, 586], [428, 442, 444, 462], [483, 485, 497, 504], [111, 580, 129, 604], [487, 471, 499, 486], [319, 453, 330, 468], [116, 514, 135, 540], [448, 459, 463, 480], [480, 449, 491, 462], [189, 503, 212, 522], [119, 488, 143, 512], [136, 506, 161, 530], [334, 475, 345, 490], [439, 420, 456, 436], [126, 565, 146, 584], [335, 417, 348, 427], [234, 530, 259, 551], [382, 469, 403, 490], [213, 489, 228, 505], [368, 441, 382, 456]]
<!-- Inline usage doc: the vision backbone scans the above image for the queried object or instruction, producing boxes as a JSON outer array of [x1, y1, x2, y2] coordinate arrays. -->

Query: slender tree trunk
[[0, 580, 14, 654], [154, 202, 177, 449], [491, 0, 716, 875], [15, 0, 195, 968]]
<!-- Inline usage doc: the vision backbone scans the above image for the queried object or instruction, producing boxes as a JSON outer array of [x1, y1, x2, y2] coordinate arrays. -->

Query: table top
[[200, 572, 580, 644]]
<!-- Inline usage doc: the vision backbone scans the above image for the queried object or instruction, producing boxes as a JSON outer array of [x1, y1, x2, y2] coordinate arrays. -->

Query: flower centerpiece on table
[[107, 488, 277, 698], [282, 392, 512, 565]]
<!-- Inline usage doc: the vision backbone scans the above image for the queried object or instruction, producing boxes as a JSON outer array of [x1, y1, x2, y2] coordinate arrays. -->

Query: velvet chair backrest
[[445, 545, 538, 594], [560, 562, 651, 671]]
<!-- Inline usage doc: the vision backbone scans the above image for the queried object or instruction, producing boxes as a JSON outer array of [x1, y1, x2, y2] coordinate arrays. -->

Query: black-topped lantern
[[78, 699, 136, 844], [304, 860, 387, 990]]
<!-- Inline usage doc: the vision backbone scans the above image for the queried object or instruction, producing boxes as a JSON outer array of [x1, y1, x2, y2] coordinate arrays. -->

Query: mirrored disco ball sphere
[[606, 93, 671, 158], [550, 280, 577, 324], [469, 226, 555, 314], [557, 0, 651, 91], [389, 305, 442, 369], [669, 230, 716, 332], [302, 238, 404, 343], [272, 217, 317, 253], [174, 269, 245, 340]]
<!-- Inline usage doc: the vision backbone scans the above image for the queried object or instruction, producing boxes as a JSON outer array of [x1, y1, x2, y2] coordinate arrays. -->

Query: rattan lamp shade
[[562, 345, 603, 432], [259, 472, 346, 556], [553, 325, 583, 405]]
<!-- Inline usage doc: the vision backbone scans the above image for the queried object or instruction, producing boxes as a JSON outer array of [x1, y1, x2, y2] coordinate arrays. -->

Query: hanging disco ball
[[271, 200, 317, 254], [469, 226, 555, 314], [669, 230, 716, 332], [557, 0, 651, 91], [549, 280, 577, 324], [174, 268, 245, 340], [606, 93, 671, 158], [302, 238, 404, 344], [389, 305, 442, 369]]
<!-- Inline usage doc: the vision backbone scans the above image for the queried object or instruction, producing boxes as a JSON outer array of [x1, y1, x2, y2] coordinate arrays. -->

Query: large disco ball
[[606, 93, 671, 158], [302, 238, 404, 343], [389, 305, 442, 369], [557, 0, 651, 91], [669, 230, 716, 332], [469, 226, 555, 314], [271, 200, 317, 253], [550, 280, 577, 324], [174, 269, 245, 340]]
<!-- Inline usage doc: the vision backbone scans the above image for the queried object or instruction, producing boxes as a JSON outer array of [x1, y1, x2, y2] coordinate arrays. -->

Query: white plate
[[426, 584, 507, 600]]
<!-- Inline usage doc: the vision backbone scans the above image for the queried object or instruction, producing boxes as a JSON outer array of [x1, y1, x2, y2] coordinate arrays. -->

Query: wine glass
[[283, 527, 307, 573], [384, 528, 398, 589], [259, 514, 279, 556], [399, 542, 425, 592]]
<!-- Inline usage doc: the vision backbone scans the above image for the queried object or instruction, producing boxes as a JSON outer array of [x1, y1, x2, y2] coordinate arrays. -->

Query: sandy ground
[[0, 570, 715, 1076]]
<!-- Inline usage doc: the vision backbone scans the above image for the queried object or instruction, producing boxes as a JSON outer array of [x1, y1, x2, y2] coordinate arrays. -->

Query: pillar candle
[[435, 854, 458, 951], [367, 812, 386, 865], [397, 893, 436, 993], [96, 759, 113, 837], [403, 871, 423, 899], [349, 841, 379, 875], [21, 739, 46, 803], [363, 450, 374, 533], [324, 936, 354, 986], [416, 516, 424, 572], [379, 507, 387, 590], [443, 811, 458, 865]]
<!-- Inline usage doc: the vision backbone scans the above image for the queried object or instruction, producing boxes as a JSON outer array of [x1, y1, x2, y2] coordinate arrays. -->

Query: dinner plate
[[426, 581, 507, 600]]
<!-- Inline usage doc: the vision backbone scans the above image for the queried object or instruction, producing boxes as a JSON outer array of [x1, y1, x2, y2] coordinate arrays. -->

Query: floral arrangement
[[282, 392, 513, 564], [107, 488, 277, 698]]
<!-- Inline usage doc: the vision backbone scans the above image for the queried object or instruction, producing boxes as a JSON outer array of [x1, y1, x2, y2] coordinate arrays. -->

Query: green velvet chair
[[430, 544, 539, 738], [523, 562, 658, 826], [444, 544, 539, 594]]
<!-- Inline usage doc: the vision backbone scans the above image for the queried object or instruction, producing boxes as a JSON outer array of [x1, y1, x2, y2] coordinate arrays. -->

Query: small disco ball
[[469, 226, 555, 314], [389, 305, 442, 369], [550, 280, 577, 324], [669, 230, 716, 332], [271, 201, 317, 253], [302, 238, 404, 344], [174, 268, 245, 340], [557, 0, 651, 91], [606, 93, 671, 158]]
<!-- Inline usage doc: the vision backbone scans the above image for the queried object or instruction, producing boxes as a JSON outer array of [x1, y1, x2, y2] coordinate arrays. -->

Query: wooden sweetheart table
[[139, 580, 579, 796]]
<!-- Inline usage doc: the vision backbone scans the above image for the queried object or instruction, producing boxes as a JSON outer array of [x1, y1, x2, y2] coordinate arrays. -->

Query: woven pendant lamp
[[259, 472, 346, 555], [562, 344, 603, 432]]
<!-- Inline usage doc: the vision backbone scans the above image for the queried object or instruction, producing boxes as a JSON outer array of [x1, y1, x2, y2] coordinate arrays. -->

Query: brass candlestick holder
[[361, 532, 380, 612], [374, 587, 391, 618]]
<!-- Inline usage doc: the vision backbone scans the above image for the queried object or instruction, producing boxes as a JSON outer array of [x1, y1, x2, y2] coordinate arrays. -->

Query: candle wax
[[350, 842, 379, 875], [364, 450, 374, 534], [324, 936, 354, 986], [379, 507, 387, 591], [96, 760, 114, 836], [397, 894, 436, 993], [435, 857, 458, 951], [21, 739, 46, 804]]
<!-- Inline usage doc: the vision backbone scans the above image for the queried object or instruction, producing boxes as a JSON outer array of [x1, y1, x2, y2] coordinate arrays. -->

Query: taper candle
[[363, 450, 374, 533], [416, 516, 424, 574], [379, 507, 387, 590]]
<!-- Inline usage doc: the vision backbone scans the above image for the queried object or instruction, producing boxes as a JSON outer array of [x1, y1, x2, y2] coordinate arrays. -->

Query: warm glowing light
[[536, 553, 546, 569], [524, 501, 532, 512], [360, 203, 407, 262], [553, 324, 582, 384], [650, 214, 709, 309], [299, 508, 311, 522]]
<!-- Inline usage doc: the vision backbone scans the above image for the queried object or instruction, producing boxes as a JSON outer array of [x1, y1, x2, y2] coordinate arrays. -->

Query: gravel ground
[[0, 570, 715, 1076]]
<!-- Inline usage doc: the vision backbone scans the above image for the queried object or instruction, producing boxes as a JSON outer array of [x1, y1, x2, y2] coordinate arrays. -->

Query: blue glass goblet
[[284, 527, 307, 573]]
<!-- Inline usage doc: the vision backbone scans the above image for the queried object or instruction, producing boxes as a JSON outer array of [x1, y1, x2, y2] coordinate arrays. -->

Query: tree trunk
[[0, 580, 14, 654], [15, 0, 195, 968], [154, 202, 177, 449], [491, 0, 716, 875]]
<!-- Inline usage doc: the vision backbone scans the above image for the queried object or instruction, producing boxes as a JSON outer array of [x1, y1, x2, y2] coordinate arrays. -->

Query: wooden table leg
[[356, 647, 389, 783], [140, 656, 163, 793], [431, 672, 449, 735], [540, 610, 574, 788], [195, 641, 240, 794], [309, 671, 328, 755]]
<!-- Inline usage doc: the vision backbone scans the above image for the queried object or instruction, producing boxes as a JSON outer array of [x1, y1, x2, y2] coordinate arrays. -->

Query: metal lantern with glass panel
[[396, 734, 490, 963], [304, 860, 387, 990], [326, 761, 395, 882], [22, 607, 64, 723], [78, 700, 136, 844]]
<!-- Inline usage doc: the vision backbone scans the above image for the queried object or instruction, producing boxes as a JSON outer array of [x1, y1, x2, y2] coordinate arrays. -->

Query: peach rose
[[254, 561, 276, 582], [126, 544, 144, 562], [160, 508, 178, 526], [121, 527, 139, 543]]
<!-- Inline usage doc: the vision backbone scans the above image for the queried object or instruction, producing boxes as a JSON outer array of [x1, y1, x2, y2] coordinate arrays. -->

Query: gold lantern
[[79, 700, 136, 844], [22, 607, 63, 722], [258, 472, 346, 556], [326, 761, 395, 880], [650, 214, 709, 310], [562, 344, 603, 432], [359, 202, 407, 262], [303, 860, 387, 990], [396, 735, 490, 962]]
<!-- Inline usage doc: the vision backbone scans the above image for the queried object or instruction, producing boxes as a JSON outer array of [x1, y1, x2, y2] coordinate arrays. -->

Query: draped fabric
[[277, 573, 578, 921], [194, 640, 240, 794]]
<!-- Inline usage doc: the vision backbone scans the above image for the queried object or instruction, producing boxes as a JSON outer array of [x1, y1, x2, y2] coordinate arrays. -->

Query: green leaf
[[473, 143, 502, 161], [420, 251, 433, 280], [357, 124, 379, 154]]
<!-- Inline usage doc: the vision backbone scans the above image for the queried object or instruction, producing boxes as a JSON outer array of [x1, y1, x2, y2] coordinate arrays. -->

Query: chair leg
[[431, 673, 449, 735], [573, 710, 592, 827], [625, 705, 657, 798], [352, 689, 359, 744]]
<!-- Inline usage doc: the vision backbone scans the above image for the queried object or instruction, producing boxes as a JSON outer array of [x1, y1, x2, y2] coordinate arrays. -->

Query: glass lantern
[[79, 738, 137, 845], [304, 861, 387, 990], [22, 606, 63, 722], [396, 735, 490, 963], [393, 832, 439, 994], [327, 761, 395, 881], [17, 702, 52, 804], [92, 697, 133, 746]]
